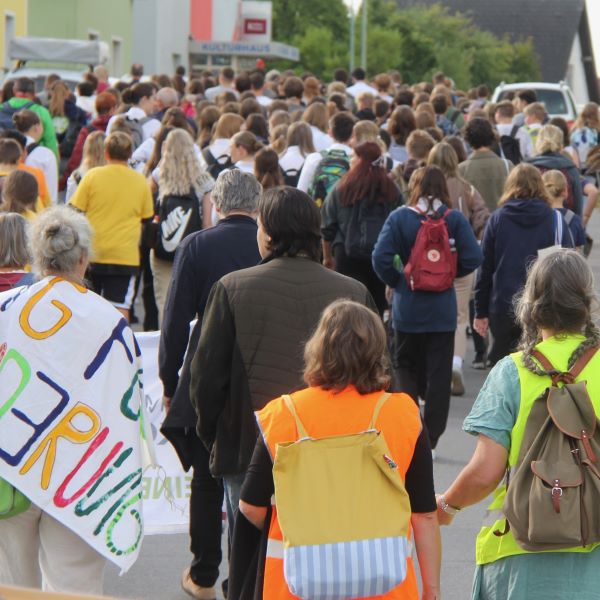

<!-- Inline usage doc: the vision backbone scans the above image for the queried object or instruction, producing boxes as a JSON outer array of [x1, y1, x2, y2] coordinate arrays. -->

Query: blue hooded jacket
[[475, 198, 574, 317]]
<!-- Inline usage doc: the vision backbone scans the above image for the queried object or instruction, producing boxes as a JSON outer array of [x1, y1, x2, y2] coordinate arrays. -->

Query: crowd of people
[[1, 61, 600, 600]]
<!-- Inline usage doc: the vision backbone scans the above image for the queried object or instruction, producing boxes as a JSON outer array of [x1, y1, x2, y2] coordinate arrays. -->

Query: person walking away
[[160, 170, 262, 600], [437, 250, 600, 600], [372, 165, 482, 454], [570, 102, 600, 171], [458, 118, 513, 212], [70, 132, 154, 321], [61, 91, 117, 188], [542, 170, 586, 252], [12, 110, 58, 204], [0, 77, 58, 156], [191, 187, 376, 548], [151, 129, 213, 323], [427, 142, 490, 394], [237, 300, 441, 600], [229, 131, 263, 174], [0, 212, 33, 291], [527, 125, 584, 216], [0, 169, 39, 221], [278, 122, 315, 187], [65, 131, 106, 202], [322, 141, 403, 315], [473, 164, 574, 367]]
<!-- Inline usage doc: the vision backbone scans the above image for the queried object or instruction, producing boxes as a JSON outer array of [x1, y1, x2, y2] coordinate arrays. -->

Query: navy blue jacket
[[159, 215, 260, 467], [475, 198, 574, 318], [372, 206, 483, 332]]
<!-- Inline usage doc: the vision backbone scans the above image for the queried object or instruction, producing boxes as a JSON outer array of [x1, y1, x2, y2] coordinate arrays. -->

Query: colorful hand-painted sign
[[0, 277, 153, 572]]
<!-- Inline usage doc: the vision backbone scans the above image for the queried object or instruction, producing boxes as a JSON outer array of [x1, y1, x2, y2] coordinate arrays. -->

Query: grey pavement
[[105, 210, 600, 600]]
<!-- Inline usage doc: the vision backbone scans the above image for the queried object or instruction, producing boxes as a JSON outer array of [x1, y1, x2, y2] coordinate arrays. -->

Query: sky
[[343, 0, 600, 76]]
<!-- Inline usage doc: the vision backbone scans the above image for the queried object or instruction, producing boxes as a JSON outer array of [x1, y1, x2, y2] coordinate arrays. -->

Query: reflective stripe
[[481, 508, 504, 528], [267, 538, 284, 559]]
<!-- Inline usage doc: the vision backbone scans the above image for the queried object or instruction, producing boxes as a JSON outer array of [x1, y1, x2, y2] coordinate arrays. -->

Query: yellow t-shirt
[[70, 163, 154, 267]]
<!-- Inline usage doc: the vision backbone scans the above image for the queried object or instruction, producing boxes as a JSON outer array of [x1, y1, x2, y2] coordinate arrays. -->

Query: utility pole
[[349, 4, 356, 73], [360, 0, 367, 70]]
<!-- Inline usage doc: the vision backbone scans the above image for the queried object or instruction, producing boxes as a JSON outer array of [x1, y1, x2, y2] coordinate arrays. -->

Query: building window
[[4, 11, 16, 71], [112, 37, 123, 76]]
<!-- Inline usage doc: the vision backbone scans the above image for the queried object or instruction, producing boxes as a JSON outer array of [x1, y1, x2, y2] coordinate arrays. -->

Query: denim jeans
[[223, 473, 247, 545]]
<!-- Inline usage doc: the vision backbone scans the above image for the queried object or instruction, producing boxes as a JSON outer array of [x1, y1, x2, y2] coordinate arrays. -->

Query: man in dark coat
[[159, 170, 262, 600]]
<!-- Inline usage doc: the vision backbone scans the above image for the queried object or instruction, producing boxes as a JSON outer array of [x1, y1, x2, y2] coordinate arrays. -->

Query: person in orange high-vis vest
[[238, 300, 441, 600]]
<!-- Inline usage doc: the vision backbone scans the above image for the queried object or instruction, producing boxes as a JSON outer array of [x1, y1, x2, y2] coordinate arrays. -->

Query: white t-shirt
[[346, 81, 378, 98], [234, 159, 255, 174], [279, 145, 307, 177], [297, 142, 353, 193], [206, 138, 231, 161], [106, 107, 160, 142], [25, 136, 58, 204], [496, 123, 534, 160], [310, 126, 334, 152]]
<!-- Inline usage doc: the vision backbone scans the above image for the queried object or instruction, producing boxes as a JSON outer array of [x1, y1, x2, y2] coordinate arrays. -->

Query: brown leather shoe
[[181, 567, 217, 600]]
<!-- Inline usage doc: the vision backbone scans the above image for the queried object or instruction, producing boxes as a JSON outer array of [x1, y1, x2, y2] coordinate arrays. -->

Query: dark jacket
[[190, 256, 375, 476], [372, 205, 483, 333], [475, 198, 574, 318], [159, 215, 261, 470], [526, 152, 584, 216]]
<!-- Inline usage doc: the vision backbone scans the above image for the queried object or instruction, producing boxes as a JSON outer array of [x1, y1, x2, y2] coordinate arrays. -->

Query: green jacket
[[5, 97, 58, 157]]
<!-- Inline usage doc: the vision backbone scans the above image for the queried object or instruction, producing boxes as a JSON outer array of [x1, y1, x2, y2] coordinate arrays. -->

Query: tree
[[268, 0, 540, 87]]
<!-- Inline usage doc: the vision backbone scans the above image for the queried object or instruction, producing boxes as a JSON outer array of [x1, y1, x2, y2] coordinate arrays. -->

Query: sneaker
[[472, 353, 487, 370], [451, 368, 465, 396], [181, 568, 216, 600]]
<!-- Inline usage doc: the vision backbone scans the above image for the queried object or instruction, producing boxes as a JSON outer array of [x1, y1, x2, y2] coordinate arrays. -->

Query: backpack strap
[[282, 394, 310, 439], [531, 346, 600, 385], [368, 392, 391, 429], [510, 125, 520, 138]]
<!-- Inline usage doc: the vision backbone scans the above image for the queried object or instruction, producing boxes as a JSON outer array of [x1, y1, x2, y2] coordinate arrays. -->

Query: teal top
[[463, 348, 600, 600]]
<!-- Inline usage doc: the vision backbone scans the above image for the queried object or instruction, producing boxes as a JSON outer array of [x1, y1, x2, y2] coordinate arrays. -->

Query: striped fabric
[[284, 536, 410, 600]]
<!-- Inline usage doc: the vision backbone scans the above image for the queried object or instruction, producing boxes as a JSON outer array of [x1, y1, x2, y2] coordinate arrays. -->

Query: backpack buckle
[[551, 480, 563, 514]]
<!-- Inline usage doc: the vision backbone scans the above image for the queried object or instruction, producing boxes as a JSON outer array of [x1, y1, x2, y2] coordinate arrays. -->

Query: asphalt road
[[105, 210, 600, 600]]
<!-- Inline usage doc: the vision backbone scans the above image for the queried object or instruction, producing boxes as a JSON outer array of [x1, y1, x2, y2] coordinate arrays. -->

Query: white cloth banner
[[135, 331, 190, 535], [0, 277, 153, 572]]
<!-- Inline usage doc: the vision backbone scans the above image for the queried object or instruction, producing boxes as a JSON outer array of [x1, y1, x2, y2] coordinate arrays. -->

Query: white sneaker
[[451, 368, 465, 396]]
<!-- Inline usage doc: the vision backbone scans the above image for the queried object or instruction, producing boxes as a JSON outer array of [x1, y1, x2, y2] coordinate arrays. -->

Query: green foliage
[[269, 0, 540, 89]]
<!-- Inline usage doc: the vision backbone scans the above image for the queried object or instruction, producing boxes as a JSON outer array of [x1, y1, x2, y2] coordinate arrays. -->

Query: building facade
[[1, 0, 27, 70]]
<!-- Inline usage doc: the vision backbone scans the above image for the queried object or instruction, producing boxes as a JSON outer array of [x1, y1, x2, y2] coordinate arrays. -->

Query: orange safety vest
[[255, 385, 423, 600]]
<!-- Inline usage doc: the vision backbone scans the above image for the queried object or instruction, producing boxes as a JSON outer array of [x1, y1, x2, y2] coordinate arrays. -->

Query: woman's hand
[[473, 317, 489, 338], [435, 494, 455, 526], [323, 256, 335, 270]]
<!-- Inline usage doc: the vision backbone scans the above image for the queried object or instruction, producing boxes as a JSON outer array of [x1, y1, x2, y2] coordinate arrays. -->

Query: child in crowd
[[0, 169, 39, 221]]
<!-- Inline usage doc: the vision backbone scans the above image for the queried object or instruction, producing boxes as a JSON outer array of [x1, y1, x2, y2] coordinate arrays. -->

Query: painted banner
[[135, 331, 190, 535], [0, 277, 153, 572]]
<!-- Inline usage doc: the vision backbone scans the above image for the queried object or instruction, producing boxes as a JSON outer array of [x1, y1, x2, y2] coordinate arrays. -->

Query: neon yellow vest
[[475, 335, 600, 565]]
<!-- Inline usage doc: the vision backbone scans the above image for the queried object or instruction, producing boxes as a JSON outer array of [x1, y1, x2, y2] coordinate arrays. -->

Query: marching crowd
[[1, 62, 600, 600]]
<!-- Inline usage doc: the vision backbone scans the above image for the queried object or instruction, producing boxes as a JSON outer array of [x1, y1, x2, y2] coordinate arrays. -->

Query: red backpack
[[403, 206, 457, 292]]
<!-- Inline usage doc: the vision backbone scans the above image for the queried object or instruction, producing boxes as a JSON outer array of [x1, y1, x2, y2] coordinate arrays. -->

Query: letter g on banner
[[20, 277, 87, 340]]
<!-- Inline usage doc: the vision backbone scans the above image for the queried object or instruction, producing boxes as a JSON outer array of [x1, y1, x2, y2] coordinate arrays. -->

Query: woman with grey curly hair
[[435, 249, 600, 600], [151, 128, 214, 323]]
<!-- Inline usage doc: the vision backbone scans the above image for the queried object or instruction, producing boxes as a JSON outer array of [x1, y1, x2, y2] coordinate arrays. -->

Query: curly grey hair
[[514, 249, 600, 375]]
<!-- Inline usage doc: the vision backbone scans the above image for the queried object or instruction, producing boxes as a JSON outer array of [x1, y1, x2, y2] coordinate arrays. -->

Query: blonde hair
[[427, 141, 460, 179], [303, 300, 391, 394], [270, 124, 288, 154], [0, 212, 30, 268], [352, 120, 386, 154], [573, 102, 600, 131], [302, 102, 329, 133], [542, 169, 567, 200], [498, 163, 550, 206], [327, 81, 346, 96], [158, 129, 211, 198], [536, 124, 563, 154], [48, 80, 70, 118], [80, 131, 106, 175], [269, 109, 291, 131], [524, 102, 545, 122]]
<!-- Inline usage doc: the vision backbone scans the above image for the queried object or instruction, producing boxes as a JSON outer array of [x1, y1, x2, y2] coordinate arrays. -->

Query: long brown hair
[[48, 80, 71, 117], [337, 142, 397, 207], [498, 163, 550, 206], [254, 148, 284, 189], [408, 165, 450, 207]]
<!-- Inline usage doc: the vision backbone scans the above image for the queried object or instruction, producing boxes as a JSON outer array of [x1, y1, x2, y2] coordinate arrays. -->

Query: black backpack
[[344, 198, 392, 260], [495, 125, 522, 165], [153, 191, 202, 261], [283, 167, 302, 187], [203, 147, 233, 180], [0, 101, 35, 131]]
